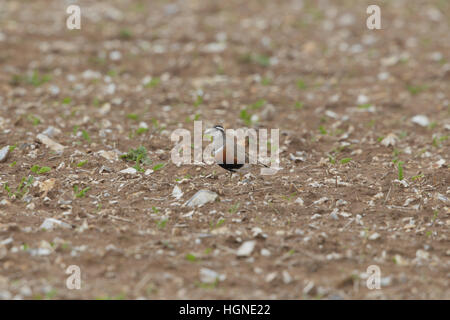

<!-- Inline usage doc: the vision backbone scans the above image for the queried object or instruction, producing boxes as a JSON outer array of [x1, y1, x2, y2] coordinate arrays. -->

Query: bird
[[204, 125, 269, 179]]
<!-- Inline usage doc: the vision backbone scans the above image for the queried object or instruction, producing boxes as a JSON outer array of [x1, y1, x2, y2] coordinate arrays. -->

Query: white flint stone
[[40, 218, 71, 230], [184, 190, 218, 207], [0, 145, 9, 162], [236, 240, 256, 257], [120, 167, 137, 175], [411, 115, 430, 127], [172, 186, 183, 200]]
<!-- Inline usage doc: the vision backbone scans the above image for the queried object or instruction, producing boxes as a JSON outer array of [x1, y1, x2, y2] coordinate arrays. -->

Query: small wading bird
[[204, 125, 269, 179]]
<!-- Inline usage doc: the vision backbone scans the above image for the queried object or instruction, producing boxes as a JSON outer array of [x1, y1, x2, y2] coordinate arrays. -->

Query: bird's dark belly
[[218, 163, 244, 172]]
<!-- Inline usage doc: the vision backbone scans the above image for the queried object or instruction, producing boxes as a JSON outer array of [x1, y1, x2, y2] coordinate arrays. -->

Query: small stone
[[265, 272, 278, 283], [436, 193, 448, 203], [295, 197, 304, 206], [394, 254, 409, 266], [433, 159, 445, 169], [98, 103, 111, 116], [0, 289, 12, 299], [416, 249, 429, 260], [119, 167, 137, 175], [289, 153, 306, 162], [336, 199, 347, 206], [311, 213, 321, 220], [236, 240, 256, 257], [36, 134, 65, 153], [357, 94, 369, 105], [202, 42, 227, 53], [82, 70, 101, 79], [19, 286, 32, 297], [303, 281, 315, 295], [0, 238, 13, 246], [98, 150, 118, 161], [329, 208, 339, 220], [184, 190, 218, 207], [29, 240, 54, 256], [172, 186, 183, 200], [41, 126, 61, 138], [99, 165, 112, 173], [251, 227, 266, 239], [282, 271, 293, 284], [313, 197, 328, 205], [109, 51, 122, 61], [369, 232, 381, 241], [381, 133, 397, 147], [374, 192, 384, 199], [0, 145, 10, 162], [138, 121, 148, 129], [40, 218, 72, 230], [199, 268, 226, 284], [325, 110, 339, 119], [211, 226, 230, 235], [411, 115, 430, 127], [26, 203, 35, 210], [430, 52, 443, 62], [380, 276, 392, 287], [260, 248, 271, 256]]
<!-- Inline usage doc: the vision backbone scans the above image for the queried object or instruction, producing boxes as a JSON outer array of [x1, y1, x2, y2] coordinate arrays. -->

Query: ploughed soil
[[0, 0, 449, 299]]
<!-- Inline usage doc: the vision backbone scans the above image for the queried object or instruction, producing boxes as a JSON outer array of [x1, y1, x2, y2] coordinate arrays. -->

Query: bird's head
[[204, 125, 225, 136]]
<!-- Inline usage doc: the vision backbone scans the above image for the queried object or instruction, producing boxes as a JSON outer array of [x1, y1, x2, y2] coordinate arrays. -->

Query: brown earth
[[0, 0, 449, 299]]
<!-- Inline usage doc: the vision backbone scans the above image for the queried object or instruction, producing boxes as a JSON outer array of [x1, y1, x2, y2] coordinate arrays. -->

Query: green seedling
[[77, 160, 88, 167], [294, 102, 304, 109], [127, 113, 139, 121], [81, 130, 91, 143], [194, 95, 203, 107], [157, 218, 168, 229], [228, 202, 240, 214], [261, 77, 271, 85], [135, 127, 148, 135], [185, 253, 197, 262], [397, 161, 404, 181], [152, 163, 165, 171], [30, 165, 51, 174], [73, 185, 90, 198], [240, 109, 252, 126], [4, 176, 34, 199], [28, 70, 51, 87], [28, 115, 41, 126], [119, 29, 132, 39], [145, 77, 160, 88], [250, 99, 266, 110], [297, 79, 307, 89]]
